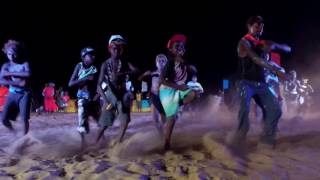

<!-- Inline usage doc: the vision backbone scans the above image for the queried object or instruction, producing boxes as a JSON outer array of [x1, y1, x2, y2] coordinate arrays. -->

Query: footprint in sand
[[202, 133, 246, 170]]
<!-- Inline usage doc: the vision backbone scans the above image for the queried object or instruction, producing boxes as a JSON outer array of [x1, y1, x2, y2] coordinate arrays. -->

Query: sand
[[0, 97, 319, 180]]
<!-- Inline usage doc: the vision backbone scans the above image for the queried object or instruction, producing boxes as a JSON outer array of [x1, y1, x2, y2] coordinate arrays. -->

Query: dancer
[[0, 39, 32, 135], [159, 34, 197, 150], [297, 78, 314, 114], [96, 35, 139, 144], [138, 53, 168, 133], [284, 70, 300, 113], [68, 47, 99, 136], [229, 16, 291, 149]]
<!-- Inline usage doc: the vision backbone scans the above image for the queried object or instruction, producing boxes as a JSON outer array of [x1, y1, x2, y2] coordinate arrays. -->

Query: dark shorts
[[78, 99, 101, 122], [98, 92, 131, 128]]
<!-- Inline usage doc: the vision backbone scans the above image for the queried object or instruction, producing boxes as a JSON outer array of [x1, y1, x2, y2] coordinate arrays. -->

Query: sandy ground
[[0, 98, 319, 180]]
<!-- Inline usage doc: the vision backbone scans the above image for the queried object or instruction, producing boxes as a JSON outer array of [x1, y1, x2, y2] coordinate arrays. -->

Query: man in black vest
[[230, 16, 291, 149]]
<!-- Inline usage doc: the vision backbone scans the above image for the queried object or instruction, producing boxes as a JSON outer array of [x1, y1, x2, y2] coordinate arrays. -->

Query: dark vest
[[238, 35, 267, 82]]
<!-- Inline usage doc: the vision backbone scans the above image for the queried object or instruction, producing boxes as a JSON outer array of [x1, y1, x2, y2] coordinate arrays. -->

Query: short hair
[[2, 39, 24, 54], [155, 54, 168, 62], [246, 16, 264, 26]]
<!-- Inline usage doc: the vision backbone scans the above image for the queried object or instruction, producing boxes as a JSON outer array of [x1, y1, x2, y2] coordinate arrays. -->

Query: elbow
[[68, 81, 73, 87], [97, 87, 104, 96]]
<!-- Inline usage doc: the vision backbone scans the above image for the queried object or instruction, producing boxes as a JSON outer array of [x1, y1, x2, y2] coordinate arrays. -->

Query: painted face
[[192, 76, 197, 82], [170, 41, 186, 57], [5, 48, 18, 62], [82, 53, 95, 66], [290, 71, 297, 79], [109, 43, 123, 58], [155, 55, 168, 70], [248, 22, 264, 37]]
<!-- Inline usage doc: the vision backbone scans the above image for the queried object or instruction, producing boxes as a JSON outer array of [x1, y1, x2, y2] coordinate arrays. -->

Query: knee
[[239, 103, 250, 115], [268, 106, 282, 119], [275, 107, 282, 118]]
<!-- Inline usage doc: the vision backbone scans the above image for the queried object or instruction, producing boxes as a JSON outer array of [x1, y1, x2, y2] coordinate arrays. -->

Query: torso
[[76, 62, 97, 99], [238, 34, 268, 82]]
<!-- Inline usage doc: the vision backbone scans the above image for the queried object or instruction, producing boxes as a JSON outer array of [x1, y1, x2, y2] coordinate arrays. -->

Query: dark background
[[1, 1, 319, 104]]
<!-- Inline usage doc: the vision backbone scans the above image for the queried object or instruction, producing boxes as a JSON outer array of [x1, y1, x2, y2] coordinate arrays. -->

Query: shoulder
[[151, 70, 159, 74], [105, 58, 112, 63], [1, 62, 10, 68], [74, 62, 83, 68], [100, 60, 108, 67], [238, 37, 251, 48], [73, 62, 82, 70], [21, 61, 30, 66]]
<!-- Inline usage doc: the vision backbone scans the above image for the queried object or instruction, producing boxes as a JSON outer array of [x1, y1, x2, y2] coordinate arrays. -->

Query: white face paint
[[6, 48, 18, 62], [156, 56, 167, 70], [192, 76, 197, 82]]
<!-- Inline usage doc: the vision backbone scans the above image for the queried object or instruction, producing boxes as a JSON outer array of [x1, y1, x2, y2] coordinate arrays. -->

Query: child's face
[[290, 71, 297, 79], [109, 44, 123, 58], [248, 22, 264, 37], [192, 76, 197, 82], [156, 56, 167, 70], [170, 41, 185, 57], [83, 54, 95, 66], [6, 48, 18, 62]]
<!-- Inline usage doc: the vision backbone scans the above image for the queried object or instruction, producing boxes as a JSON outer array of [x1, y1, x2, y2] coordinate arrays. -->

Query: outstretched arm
[[238, 38, 288, 80], [188, 64, 198, 75], [308, 85, 314, 93], [262, 40, 291, 53], [138, 70, 151, 81]]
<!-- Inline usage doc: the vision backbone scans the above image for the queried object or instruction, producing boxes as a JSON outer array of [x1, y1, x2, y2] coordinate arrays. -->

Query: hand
[[280, 44, 291, 53], [87, 76, 94, 81], [92, 94, 100, 101], [143, 71, 151, 76], [18, 80, 26, 87], [103, 102, 113, 110], [276, 71, 290, 81], [189, 65, 198, 74]]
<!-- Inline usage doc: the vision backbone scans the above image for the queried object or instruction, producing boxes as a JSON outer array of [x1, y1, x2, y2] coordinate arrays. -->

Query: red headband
[[167, 34, 187, 49]]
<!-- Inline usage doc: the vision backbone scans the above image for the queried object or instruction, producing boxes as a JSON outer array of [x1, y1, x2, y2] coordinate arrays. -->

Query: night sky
[[1, 1, 319, 102]]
